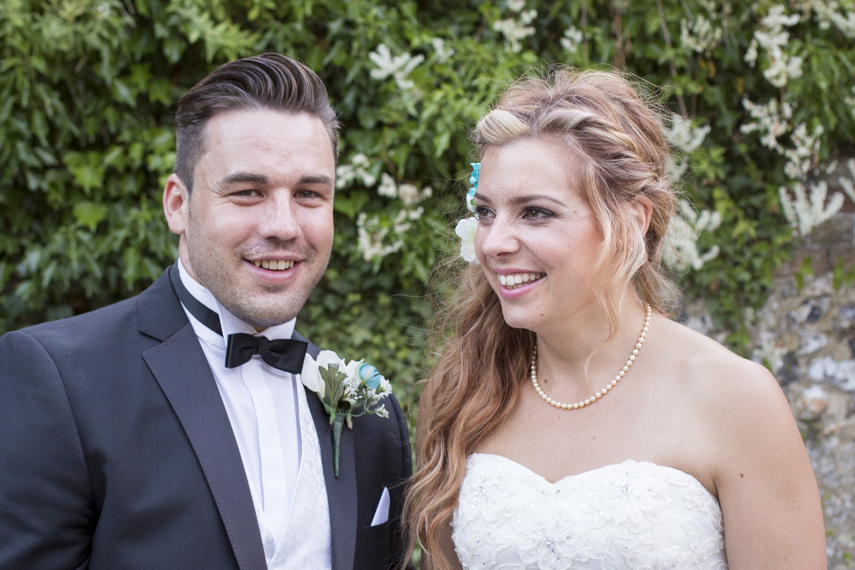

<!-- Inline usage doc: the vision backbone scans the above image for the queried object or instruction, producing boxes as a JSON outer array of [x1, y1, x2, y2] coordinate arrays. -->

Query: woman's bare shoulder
[[654, 317, 797, 454], [656, 316, 780, 394], [651, 320, 825, 566]]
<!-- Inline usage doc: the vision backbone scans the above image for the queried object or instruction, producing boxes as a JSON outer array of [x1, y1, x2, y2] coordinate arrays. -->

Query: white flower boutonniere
[[301, 351, 392, 477]]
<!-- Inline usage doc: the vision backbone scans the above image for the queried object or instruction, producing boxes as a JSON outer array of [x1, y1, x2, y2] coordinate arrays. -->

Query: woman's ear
[[631, 195, 653, 236]]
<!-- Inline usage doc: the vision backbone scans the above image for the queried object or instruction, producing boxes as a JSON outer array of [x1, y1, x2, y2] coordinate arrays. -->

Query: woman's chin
[[500, 308, 543, 332]]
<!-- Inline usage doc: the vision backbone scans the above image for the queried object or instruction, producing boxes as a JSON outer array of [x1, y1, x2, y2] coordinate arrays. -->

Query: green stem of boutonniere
[[319, 364, 352, 479], [330, 411, 345, 478]]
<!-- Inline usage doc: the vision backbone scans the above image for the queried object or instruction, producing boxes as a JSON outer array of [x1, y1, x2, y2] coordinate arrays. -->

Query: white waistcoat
[[248, 383, 332, 569]]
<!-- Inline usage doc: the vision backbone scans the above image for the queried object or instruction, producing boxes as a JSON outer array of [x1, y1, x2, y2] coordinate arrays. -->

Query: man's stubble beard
[[186, 232, 330, 329]]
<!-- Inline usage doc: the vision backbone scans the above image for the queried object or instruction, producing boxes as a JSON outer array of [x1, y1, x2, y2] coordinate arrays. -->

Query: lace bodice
[[452, 454, 727, 570]]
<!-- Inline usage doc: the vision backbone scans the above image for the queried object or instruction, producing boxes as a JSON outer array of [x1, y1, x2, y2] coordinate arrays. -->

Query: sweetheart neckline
[[469, 452, 719, 501]]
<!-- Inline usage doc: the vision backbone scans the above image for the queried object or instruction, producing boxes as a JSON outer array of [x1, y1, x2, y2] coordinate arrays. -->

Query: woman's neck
[[533, 294, 650, 388]]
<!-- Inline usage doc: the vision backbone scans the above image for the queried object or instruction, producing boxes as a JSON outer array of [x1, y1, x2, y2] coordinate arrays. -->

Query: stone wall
[[684, 209, 855, 568]]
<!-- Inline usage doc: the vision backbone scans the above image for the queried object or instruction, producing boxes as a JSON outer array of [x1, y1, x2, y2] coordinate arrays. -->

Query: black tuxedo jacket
[[0, 268, 412, 570]]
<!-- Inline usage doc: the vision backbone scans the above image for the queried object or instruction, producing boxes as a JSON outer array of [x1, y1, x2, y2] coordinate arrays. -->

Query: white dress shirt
[[176, 259, 301, 546]]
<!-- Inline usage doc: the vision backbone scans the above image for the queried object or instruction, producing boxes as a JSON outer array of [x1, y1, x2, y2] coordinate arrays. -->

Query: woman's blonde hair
[[404, 68, 678, 570]]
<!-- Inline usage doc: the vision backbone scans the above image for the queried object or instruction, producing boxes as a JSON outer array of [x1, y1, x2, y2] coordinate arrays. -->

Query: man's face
[[164, 109, 336, 329]]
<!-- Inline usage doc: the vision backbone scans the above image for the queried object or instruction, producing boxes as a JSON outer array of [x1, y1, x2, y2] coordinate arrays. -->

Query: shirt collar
[[177, 258, 297, 345]]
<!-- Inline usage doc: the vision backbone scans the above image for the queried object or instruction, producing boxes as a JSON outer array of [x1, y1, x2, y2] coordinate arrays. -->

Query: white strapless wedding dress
[[452, 454, 728, 570]]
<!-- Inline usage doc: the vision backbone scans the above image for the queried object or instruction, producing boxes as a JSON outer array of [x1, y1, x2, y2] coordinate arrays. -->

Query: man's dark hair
[[174, 53, 339, 191]]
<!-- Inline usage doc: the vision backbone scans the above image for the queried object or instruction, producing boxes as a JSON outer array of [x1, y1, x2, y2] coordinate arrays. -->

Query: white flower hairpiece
[[457, 163, 480, 264]]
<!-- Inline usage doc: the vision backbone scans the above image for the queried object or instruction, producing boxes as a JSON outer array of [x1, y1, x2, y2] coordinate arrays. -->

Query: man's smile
[[252, 260, 296, 271]]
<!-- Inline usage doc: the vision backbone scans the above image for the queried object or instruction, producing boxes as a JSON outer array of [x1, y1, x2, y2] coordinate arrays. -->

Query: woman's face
[[473, 137, 602, 333]]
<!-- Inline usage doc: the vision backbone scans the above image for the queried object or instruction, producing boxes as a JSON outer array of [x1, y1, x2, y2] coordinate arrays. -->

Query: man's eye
[[295, 190, 320, 199], [232, 189, 261, 197]]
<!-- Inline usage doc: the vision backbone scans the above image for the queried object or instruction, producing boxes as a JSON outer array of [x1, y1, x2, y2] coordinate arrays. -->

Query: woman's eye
[[473, 206, 492, 219], [523, 207, 552, 219]]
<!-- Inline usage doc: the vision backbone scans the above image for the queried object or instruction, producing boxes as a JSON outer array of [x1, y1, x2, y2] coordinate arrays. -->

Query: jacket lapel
[[294, 333, 358, 570], [139, 269, 267, 570]]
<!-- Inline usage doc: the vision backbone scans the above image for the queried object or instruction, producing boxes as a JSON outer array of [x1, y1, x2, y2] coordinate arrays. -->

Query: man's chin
[[229, 303, 303, 329], [205, 266, 325, 329]]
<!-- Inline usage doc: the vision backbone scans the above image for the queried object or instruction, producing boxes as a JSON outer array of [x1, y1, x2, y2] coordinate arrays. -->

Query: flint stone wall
[[684, 206, 855, 568]]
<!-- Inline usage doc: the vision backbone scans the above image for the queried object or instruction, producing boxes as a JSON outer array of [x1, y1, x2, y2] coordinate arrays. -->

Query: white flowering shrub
[[560, 26, 584, 54], [741, 93, 845, 238], [664, 200, 723, 271], [740, 98, 794, 151], [839, 159, 855, 204], [355, 174, 431, 265], [660, 115, 721, 270], [745, 5, 803, 87], [335, 154, 378, 190], [664, 113, 711, 183], [368, 44, 424, 90], [679, 0, 725, 55], [492, 1, 537, 53]]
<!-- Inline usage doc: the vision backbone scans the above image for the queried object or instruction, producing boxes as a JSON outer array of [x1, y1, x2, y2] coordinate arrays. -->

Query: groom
[[0, 54, 411, 570]]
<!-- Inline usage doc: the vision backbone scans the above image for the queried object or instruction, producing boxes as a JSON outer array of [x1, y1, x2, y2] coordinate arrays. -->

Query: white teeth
[[498, 272, 545, 290], [255, 260, 295, 271]]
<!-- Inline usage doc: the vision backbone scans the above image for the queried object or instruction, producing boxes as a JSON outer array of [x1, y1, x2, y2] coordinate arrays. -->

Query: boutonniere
[[300, 351, 392, 477]]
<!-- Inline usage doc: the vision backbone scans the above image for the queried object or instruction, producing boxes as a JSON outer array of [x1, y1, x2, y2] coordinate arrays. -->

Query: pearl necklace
[[530, 303, 652, 410]]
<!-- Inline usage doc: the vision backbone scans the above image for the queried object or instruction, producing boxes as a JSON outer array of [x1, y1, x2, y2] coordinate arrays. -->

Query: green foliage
[[2, 0, 854, 412]]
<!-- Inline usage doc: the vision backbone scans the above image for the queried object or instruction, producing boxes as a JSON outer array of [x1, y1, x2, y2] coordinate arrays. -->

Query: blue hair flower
[[466, 162, 480, 213], [469, 162, 481, 187]]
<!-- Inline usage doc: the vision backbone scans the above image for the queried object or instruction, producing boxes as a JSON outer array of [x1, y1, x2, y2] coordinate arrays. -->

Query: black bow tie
[[170, 263, 308, 374], [224, 333, 307, 373]]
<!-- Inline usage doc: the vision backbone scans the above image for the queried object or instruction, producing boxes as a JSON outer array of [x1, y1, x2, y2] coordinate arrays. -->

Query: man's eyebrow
[[219, 173, 335, 187], [221, 172, 268, 185], [298, 175, 335, 187]]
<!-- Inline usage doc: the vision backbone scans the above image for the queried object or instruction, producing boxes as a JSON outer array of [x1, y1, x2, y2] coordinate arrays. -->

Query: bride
[[405, 69, 826, 569]]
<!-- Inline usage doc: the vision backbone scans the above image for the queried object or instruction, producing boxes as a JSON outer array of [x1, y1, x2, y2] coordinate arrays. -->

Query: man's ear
[[163, 173, 190, 236], [630, 195, 653, 236]]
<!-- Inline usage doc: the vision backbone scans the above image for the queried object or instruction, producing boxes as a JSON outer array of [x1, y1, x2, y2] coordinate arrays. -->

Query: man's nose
[[480, 215, 521, 258], [257, 192, 300, 241]]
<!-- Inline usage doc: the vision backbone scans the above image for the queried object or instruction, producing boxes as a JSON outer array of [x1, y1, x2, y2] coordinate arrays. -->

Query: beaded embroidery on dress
[[452, 454, 727, 570]]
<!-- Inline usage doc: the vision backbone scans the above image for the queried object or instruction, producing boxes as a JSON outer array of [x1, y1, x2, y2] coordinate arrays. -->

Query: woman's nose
[[478, 215, 521, 258]]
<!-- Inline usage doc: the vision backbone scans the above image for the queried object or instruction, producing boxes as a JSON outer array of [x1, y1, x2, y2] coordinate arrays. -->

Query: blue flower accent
[[356, 362, 383, 391], [469, 162, 481, 187], [466, 162, 480, 213]]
